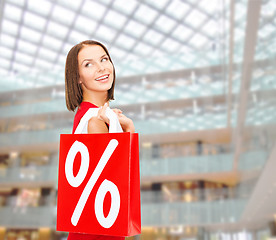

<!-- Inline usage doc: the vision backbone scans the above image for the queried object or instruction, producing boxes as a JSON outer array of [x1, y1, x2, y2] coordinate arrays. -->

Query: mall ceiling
[[0, 0, 234, 91], [0, 0, 274, 95]]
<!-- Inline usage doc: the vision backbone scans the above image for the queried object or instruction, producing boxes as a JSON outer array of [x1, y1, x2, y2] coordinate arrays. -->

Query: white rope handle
[[74, 107, 123, 134]]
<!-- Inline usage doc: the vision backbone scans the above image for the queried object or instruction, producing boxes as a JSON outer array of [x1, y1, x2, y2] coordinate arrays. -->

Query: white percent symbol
[[65, 139, 120, 228]]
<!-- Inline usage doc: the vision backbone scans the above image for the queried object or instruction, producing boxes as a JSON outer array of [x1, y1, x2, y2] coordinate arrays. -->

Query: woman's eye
[[85, 63, 92, 67], [101, 57, 108, 62]]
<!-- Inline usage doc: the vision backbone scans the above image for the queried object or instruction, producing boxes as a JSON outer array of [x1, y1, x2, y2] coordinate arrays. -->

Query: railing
[[0, 198, 247, 228], [141, 154, 233, 175], [0, 99, 67, 118], [0, 149, 268, 185], [141, 199, 247, 226], [141, 188, 250, 203], [238, 150, 269, 170], [0, 165, 58, 184], [1, 87, 275, 120], [0, 129, 63, 147], [0, 206, 56, 228]]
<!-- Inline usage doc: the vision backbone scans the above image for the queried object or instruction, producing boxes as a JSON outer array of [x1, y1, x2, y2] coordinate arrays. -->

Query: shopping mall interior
[[0, 0, 276, 240]]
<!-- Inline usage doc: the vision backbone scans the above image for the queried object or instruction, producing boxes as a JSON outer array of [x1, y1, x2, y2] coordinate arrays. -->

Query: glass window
[[42, 35, 63, 52], [143, 29, 164, 45], [104, 9, 127, 29], [189, 33, 208, 48], [113, 0, 138, 15], [0, 34, 17, 49], [0, 46, 13, 59], [2, 19, 19, 36], [81, 1, 106, 21], [21, 26, 42, 43], [133, 42, 153, 56], [68, 30, 88, 45], [185, 9, 207, 28], [15, 51, 34, 65], [95, 24, 117, 42], [154, 15, 177, 34], [115, 34, 136, 50], [27, 0, 52, 17], [46, 21, 69, 39], [166, 0, 190, 20], [74, 15, 97, 35], [124, 20, 146, 38], [38, 47, 57, 61], [134, 5, 159, 24], [171, 25, 193, 42], [23, 11, 47, 31], [4, 3, 22, 22], [52, 5, 75, 25]]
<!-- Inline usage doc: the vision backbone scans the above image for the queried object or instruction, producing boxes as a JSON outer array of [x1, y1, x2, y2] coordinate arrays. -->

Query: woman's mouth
[[95, 74, 109, 82]]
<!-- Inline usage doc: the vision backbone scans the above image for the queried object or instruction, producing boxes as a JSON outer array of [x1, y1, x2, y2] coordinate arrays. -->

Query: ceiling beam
[[232, 0, 262, 171], [227, 0, 235, 127]]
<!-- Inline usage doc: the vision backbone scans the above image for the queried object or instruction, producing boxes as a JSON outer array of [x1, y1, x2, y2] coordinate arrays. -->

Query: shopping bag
[[56, 108, 141, 237]]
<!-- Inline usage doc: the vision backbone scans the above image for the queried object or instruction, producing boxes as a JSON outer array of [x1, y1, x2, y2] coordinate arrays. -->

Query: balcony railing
[[0, 149, 268, 185], [0, 165, 57, 184], [0, 206, 55, 228], [141, 199, 247, 226], [0, 198, 247, 228]]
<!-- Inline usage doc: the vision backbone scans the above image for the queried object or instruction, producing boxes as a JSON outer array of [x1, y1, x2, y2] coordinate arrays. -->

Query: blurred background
[[0, 0, 276, 240]]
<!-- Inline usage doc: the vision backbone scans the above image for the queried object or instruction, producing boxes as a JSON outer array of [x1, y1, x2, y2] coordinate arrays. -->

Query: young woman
[[65, 40, 135, 240]]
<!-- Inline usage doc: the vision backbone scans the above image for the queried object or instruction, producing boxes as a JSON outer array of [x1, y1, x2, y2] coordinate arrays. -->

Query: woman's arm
[[87, 117, 109, 133]]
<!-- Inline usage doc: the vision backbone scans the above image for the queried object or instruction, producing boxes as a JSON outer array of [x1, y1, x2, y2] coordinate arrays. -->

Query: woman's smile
[[95, 74, 110, 83]]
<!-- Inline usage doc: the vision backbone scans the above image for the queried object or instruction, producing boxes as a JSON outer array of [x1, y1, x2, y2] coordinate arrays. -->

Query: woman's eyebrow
[[81, 54, 108, 64], [100, 54, 108, 58], [81, 58, 93, 64]]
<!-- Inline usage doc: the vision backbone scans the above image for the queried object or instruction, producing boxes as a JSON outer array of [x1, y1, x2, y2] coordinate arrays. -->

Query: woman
[[65, 40, 134, 240]]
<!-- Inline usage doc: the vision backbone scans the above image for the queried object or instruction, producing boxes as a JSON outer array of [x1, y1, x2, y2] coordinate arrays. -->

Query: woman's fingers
[[112, 108, 122, 115], [97, 103, 127, 128], [97, 102, 109, 124]]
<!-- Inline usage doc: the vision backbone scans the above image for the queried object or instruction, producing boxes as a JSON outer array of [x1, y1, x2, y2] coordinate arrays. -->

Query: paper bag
[[57, 107, 141, 237]]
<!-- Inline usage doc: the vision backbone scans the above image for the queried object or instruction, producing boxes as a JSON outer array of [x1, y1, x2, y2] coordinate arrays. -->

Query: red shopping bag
[[56, 132, 141, 236]]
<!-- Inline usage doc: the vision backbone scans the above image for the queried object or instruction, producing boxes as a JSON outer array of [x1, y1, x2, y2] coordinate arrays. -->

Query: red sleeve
[[67, 233, 125, 240]]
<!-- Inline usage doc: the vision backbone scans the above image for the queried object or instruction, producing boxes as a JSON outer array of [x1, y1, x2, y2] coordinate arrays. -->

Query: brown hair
[[65, 40, 116, 111]]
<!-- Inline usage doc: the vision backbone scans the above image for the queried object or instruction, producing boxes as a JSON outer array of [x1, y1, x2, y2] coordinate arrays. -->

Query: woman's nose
[[96, 62, 105, 71]]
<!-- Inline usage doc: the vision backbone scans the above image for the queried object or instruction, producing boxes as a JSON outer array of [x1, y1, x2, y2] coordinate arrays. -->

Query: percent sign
[[65, 139, 120, 229]]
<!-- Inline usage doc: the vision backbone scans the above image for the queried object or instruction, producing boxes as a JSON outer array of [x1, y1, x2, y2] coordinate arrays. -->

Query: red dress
[[68, 101, 125, 240]]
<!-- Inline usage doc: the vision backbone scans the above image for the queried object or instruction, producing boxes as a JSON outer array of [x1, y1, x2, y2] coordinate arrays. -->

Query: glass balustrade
[[140, 154, 233, 175], [141, 199, 247, 226], [0, 165, 58, 184], [0, 206, 55, 227], [0, 198, 247, 228], [238, 150, 269, 171], [0, 80, 275, 119], [1, 100, 275, 134], [0, 129, 62, 147], [0, 147, 268, 185], [141, 188, 249, 204], [0, 119, 244, 147], [0, 99, 67, 118]]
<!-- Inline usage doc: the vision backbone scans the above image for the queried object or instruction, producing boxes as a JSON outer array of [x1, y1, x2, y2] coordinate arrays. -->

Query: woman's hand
[[115, 111, 135, 133], [97, 102, 110, 124], [97, 103, 135, 133]]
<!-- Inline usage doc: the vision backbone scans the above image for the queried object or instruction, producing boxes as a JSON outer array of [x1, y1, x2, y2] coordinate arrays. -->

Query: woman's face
[[78, 44, 114, 96]]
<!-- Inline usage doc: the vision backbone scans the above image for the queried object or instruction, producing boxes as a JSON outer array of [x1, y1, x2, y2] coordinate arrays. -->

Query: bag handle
[[74, 107, 123, 134]]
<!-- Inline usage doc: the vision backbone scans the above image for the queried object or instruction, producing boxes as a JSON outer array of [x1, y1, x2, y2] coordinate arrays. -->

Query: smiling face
[[78, 44, 114, 99]]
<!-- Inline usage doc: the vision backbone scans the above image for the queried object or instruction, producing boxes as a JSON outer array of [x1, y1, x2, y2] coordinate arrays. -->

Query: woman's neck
[[82, 91, 108, 107]]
